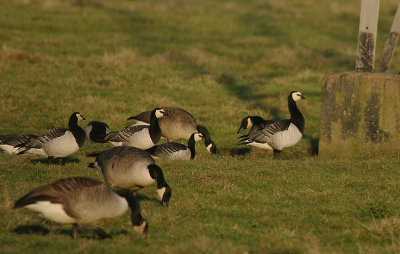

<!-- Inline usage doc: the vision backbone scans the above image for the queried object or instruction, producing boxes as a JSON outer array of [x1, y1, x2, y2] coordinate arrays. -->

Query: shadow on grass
[[13, 224, 129, 239], [304, 135, 319, 156], [13, 224, 50, 235], [28, 157, 80, 165]]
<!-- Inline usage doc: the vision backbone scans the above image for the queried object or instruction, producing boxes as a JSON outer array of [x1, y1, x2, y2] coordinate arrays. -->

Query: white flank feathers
[[26, 201, 76, 224]]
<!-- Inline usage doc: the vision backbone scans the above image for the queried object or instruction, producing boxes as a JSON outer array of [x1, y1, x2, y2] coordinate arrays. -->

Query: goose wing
[[19, 128, 68, 149], [246, 119, 292, 143], [14, 177, 102, 208], [103, 126, 148, 142], [0, 134, 38, 146], [147, 142, 187, 157]]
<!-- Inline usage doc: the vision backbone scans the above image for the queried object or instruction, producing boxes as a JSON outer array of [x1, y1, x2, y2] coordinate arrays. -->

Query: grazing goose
[[13, 177, 148, 239], [89, 146, 172, 207], [17, 112, 86, 161], [85, 121, 110, 143], [101, 108, 166, 150], [0, 134, 38, 155], [237, 116, 275, 135], [238, 91, 306, 158], [129, 107, 217, 154], [146, 132, 203, 160]]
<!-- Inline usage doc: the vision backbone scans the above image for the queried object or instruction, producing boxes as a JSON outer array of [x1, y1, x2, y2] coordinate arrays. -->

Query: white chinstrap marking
[[206, 144, 212, 152], [157, 187, 166, 201]]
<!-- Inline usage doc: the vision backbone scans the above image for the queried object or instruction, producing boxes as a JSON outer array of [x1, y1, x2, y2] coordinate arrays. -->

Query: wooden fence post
[[356, 0, 380, 71], [377, 3, 400, 72]]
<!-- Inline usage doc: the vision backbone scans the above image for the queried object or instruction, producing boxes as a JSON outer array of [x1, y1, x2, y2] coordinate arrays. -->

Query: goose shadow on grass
[[13, 224, 128, 239], [28, 157, 80, 165], [216, 73, 319, 156], [114, 188, 161, 205]]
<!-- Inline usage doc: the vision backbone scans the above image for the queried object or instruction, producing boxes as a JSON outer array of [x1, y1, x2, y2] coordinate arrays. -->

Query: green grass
[[1, 0, 400, 253]]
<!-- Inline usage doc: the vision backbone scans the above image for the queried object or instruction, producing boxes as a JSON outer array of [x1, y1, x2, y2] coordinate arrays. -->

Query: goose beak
[[300, 95, 306, 100], [237, 126, 244, 133]]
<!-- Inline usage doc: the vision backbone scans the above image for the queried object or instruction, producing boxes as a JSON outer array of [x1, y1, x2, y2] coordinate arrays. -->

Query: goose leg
[[72, 223, 78, 239], [48, 156, 54, 164], [273, 149, 281, 159], [81, 225, 112, 239]]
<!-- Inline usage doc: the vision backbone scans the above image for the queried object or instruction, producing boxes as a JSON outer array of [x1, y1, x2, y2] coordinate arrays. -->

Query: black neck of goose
[[69, 115, 86, 147], [149, 111, 162, 144], [148, 164, 168, 189], [288, 98, 305, 134], [119, 191, 146, 228], [188, 135, 196, 160]]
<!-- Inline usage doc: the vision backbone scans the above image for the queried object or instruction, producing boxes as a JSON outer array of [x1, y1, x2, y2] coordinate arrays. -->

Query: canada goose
[[146, 132, 203, 160], [89, 146, 172, 207], [0, 134, 38, 155], [128, 107, 217, 154], [101, 108, 166, 150], [237, 116, 275, 135], [16, 112, 86, 161], [13, 177, 147, 239], [238, 91, 305, 158], [85, 121, 110, 143]]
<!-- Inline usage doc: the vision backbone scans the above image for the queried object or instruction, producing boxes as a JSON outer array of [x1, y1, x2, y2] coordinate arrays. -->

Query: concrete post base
[[319, 72, 400, 158]]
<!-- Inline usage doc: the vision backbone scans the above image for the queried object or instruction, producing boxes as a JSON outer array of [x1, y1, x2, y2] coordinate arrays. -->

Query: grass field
[[1, 0, 400, 253]]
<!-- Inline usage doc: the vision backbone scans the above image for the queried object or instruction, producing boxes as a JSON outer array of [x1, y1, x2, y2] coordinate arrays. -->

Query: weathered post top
[[356, 0, 379, 72], [378, 3, 400, 72]]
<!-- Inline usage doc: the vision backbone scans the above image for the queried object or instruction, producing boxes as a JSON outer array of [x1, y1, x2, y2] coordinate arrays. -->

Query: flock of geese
[[0, 91, 306, 239]]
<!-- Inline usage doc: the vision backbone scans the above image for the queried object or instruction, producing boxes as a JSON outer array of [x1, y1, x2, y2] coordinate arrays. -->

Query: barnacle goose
[[128, 107, 217, 154], [89, 146, 172, 207], [146, 132, 203, 160], [16, 112, 86, 161], [238, 91, 305, 158], [101, 108, 166, 150], [0, 134, 38, 155], [237, 116, 275, 135], [85, 121, 110, 143], [13, 177, 148, 239]]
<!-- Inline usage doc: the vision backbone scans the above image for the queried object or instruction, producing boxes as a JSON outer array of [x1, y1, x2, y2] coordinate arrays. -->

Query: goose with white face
[[194, 133, 203, 142], [76, 113, 85, 121], [155, 109, 167, 118], [291, 91, 306, 102]]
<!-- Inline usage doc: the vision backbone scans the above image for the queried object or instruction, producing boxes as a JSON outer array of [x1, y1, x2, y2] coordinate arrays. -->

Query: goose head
[[154, 108, 168, 119], [206, 141, 217, 154], [193, 132, 204, 142], [157, 185, 172, 207], [290, 91, 306, 102], [237, 117, 252, 133]]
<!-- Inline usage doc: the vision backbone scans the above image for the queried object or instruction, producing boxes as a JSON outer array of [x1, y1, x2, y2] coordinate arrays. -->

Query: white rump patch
[[26, 201, 76, 224], [0, 144, 18, 155]]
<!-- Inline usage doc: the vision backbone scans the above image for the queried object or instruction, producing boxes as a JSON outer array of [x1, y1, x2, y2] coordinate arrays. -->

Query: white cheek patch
[[247, 118, 252, 128], [157, 187, 166, 201], [194, 134, 203, 142], [292, 93, 303, 102], [206, 144, 212, 152], [155, 110, 165, 118], [134, 221, 147, 235]]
